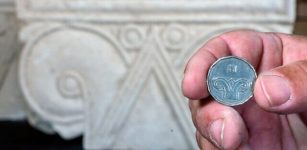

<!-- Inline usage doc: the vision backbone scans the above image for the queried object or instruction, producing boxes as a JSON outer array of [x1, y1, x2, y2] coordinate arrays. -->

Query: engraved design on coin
[[207, 56, 257, 106], [211, 77, 251, 101]]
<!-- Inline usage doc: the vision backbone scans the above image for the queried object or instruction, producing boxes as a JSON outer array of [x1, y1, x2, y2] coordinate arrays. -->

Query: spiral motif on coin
[[57, 70, 86, 99], [212, 77, 228, 98], [212, 77, 250, 100], [162, 24, 187, 50]]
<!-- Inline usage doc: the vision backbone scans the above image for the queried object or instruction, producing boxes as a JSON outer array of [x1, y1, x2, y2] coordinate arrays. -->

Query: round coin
[[207, 56, 257, 106]]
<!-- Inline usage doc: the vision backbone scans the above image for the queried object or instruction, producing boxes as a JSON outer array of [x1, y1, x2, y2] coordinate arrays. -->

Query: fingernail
[[209, 119, 224, 148], [260, 74, 290, 107]]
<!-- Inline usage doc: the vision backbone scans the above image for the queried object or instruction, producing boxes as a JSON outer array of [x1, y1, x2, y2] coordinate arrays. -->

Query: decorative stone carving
[[16, 0, 296, 149], [0, 0, 17, 87], [0, 0, 27, 120]]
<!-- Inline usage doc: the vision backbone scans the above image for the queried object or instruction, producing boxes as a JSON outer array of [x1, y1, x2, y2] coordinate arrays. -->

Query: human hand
[[182, 30, 307, 150]]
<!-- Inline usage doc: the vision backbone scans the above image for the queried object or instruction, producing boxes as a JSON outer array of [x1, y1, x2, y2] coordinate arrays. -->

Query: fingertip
[[254, 72, 291, 111], [222, 110, 249, 150], [182, 73, 207, 100], [253, 74, 271, 109], [181, 36, 230, 100], [195, 101, 248, 149]]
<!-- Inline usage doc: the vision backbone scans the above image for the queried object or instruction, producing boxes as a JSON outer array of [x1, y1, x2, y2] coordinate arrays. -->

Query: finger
[[190, 99, 249, 149], [276, 33, 307, 64], [255, 32, 283, 72], [287, 114, 307, 149], [196, 131, 252, 150], [220, 30, 263, 67], [196, 131, 220, 150], [242, 100, 283, 149], [254, 60, 307, 113], [182, 36, 230, 100], [182, 30, 264, 100]]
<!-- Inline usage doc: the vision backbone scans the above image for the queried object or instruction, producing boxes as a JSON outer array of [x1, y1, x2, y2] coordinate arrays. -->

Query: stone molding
[[17, 0, 295, 23]]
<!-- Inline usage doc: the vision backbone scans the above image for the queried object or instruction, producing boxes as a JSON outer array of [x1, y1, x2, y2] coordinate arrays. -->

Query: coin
[[207, 56, 257, 106]]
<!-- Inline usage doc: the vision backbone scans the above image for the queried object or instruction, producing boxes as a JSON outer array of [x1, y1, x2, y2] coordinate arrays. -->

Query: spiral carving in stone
[[162, 24, 187, 50], [119, 24, 146, 50], [19, 26, 126, 139], [57, 70, 85, 99]]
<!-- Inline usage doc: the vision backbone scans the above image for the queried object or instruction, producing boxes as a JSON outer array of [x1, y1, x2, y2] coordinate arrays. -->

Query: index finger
[[182, 30, 264, 100]]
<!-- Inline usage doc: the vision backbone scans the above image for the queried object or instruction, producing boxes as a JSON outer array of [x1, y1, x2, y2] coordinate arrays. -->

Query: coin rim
[[207, 56, 257, 106]]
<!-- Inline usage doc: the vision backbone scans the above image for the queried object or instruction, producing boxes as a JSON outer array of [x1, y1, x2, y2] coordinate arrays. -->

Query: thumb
[[254, 60, 307, 113]]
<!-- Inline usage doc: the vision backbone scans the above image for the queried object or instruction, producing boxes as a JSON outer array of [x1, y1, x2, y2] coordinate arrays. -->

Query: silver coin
[[207, 56, 257, 106]]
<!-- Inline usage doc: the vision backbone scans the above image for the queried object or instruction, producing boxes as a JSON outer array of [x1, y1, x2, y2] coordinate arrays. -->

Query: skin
[[181, 30, 307, 150]]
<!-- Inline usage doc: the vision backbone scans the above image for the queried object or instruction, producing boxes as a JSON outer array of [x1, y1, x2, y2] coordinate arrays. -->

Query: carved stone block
[[0, 0, 27, 120], [16, 0, 296, 149]]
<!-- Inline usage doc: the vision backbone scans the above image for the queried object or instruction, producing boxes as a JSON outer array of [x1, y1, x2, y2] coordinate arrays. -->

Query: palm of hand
[[237, 100, 300, 149]]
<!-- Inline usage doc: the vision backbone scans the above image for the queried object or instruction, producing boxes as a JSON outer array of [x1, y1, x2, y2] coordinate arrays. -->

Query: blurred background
[[0, 0, 302, 149], [295, 0, 307, 35]]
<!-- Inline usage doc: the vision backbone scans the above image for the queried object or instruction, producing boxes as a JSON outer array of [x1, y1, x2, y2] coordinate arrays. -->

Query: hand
[[182, 30, 307, 150]]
